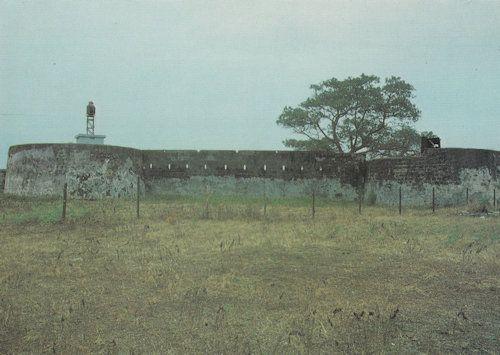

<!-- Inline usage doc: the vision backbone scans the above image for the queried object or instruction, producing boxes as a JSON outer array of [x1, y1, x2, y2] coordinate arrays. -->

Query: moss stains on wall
[[4, 144, 499, 206], [366, 149, 499, 206], [0, 169, 5, 192], [5, 144, 143, 199]]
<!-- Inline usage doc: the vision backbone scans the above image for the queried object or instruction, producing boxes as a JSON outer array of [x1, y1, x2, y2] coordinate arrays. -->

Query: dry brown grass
[[0, 193, 499, 353]]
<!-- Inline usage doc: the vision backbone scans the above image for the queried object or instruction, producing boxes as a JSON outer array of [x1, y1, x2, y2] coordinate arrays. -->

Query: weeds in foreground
[[0, 194, 498, 353]]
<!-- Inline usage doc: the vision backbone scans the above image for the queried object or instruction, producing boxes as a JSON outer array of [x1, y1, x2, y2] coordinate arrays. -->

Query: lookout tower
[[75, 101, 106, 144]]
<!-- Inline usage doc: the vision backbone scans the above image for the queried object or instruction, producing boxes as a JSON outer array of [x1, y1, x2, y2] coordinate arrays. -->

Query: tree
[[277, 74, 426, 157]]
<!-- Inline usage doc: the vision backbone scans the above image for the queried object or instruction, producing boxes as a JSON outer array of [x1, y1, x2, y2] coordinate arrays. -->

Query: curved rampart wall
[[367, 148, 500, 206], [0, 169, 5, 192], [5, 144, 143, 198]]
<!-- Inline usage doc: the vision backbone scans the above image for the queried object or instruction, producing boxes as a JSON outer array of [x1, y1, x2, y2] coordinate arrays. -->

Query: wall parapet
[[141, 149, 364, 184]]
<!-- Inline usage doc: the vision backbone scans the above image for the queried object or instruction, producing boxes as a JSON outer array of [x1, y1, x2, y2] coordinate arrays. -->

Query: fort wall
[[0, 169, 5, 192], [141, 150, 363, 199], [366, 148, 499, 206], [5, 144, 143, 199], [4, 144, 499, 206]]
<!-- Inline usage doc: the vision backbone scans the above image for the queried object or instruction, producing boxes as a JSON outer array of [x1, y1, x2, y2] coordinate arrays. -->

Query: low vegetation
[[0, 193, 498, 353]]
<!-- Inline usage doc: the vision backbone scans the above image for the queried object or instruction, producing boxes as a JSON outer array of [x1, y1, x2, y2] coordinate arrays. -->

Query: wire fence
[[58, 183, 499, 223]]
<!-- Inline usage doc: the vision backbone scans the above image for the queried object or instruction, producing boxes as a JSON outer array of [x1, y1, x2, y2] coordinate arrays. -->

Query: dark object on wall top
[[86, 101, 95, 118], [421, 136, 440, 153]]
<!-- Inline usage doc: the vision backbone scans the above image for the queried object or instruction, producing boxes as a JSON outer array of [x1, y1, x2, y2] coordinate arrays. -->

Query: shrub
[[366, 190, 377, 206]]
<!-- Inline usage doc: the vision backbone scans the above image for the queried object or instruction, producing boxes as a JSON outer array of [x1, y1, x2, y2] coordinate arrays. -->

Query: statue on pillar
[[86, 101, 96, 118], [86, 101, 96, 135]]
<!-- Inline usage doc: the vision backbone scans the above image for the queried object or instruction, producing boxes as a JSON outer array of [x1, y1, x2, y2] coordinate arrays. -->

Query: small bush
[[466, 201, 490, 214], [366, 190, 377, 206]]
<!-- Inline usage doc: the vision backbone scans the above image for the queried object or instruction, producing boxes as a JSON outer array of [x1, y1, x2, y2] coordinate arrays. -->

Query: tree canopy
[[277, 74, 431, 157]]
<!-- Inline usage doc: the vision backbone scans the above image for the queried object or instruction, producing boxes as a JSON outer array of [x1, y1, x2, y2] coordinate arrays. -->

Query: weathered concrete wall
[[5, 144, 143, 198], [4, 144, 499, 205], [147, 176, 360, 199], [5, 145, 363, 200], [366, 148, 500, 206], [0, 169, 5, 192], [141, 150, 363, 199]]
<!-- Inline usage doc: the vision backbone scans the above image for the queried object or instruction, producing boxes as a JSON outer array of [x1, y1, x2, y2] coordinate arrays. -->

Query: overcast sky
[[1, 0, 499, 168]]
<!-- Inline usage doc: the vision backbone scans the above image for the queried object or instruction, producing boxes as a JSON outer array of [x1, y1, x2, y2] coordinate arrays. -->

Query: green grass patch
[[0, 193, 498, 353]]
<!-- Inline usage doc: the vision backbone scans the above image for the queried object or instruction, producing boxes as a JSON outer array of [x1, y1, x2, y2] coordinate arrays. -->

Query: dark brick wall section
[[141, 150, 364, 185], [368, 148, 499, 185]]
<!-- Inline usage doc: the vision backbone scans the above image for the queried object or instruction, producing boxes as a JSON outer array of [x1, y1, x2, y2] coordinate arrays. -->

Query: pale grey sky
[[1, 0, 499, 168]]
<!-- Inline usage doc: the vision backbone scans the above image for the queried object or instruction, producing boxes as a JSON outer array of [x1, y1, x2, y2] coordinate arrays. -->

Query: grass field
[[0, 193, 499, 353]]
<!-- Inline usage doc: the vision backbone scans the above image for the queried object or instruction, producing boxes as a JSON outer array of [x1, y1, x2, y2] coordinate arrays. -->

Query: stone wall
[[0, 169, 5, 192], [4, 145, 364, 200], [366, 148, 500, 206], [4, 144, 499, 206], [141, 150, 363, 199], [5, 144, 143, 198]]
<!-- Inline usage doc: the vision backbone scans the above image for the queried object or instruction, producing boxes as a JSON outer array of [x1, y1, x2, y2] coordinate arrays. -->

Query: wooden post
[[494, 189, 496, 208], [398, 186, 402, 215], [432, 187, 435, 213], [358, 189, 362, 215], [203, 184, 210, 219], [263, 184, 267, 218], [204, 198, 209, 219], [466, 187, 469, 205], [61, 183, 67, 222], [312, 189, 316, 219], [136, 176, 140, 219]]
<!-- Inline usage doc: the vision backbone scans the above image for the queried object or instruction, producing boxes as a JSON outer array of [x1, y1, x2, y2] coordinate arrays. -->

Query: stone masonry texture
[[3, 143, 499, 206], [0, 169, 5, 192], [366, 148, 499, 206]]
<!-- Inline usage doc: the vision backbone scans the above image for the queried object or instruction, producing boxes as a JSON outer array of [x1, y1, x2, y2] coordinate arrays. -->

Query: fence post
[[312, 189, 316, 219], [202, 184, 210, 219], [358, 189, 362, 215], [136, 176, 140, 219], [494, 189, 496, 209], [263, 183, 267, 219], [399, 186, 402, 215], [61, 183, 67, 222], [466, 187, 469, 205], [432, 187, 435, 213]]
